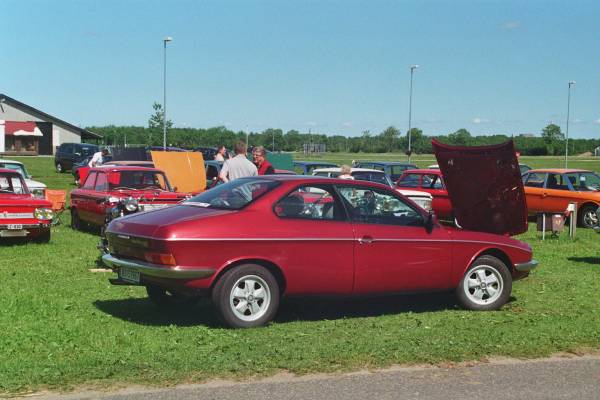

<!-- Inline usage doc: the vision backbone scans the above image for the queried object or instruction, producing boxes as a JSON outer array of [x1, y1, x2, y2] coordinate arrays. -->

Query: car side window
[[545, 173, 569, 190], [274, 186, 345, 221], [337, 186, 424, 227], [94, 173, 108, 191], [524, 172, 546, 188], [397, 173, 421, 188], [423, 174, 443, 189], [82, 172, 97, 189]]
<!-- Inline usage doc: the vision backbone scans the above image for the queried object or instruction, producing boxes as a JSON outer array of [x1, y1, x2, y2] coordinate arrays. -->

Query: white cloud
[[472, 117, 491, 124], [502, 21, 521, 30], [594, 118, 600, 125], [341, 122, 353, 128]]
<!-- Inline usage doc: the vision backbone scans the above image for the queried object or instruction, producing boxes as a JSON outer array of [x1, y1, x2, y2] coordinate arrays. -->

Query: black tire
[[578, 205, 599, 228], [70, 208, 81, 230], [56, 162, 64, 173], [456, 255, 512, 311], [211, 264, 280, 328], [34, 229, 51, 243], [146, 286, 197, 307]]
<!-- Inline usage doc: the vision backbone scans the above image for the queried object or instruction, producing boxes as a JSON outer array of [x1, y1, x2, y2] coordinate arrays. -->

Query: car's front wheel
[[456, 255, 511, 311], [56, 162, 64, 173], [34, 229, 51, 243], [70, 209, 81, 230], [212, 264, 280, 328]]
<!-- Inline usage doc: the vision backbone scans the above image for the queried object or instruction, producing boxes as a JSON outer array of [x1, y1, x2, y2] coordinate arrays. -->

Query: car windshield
[[0, 172, 28, 194], [568, 172, 600, 192], [109, 171, 172, 191], [0, 163, 30, 178], [351, 171, 392, 186], [185, 178, 279, 210]]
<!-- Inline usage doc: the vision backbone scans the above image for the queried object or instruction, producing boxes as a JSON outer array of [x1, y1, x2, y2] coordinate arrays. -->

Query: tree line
[[85, 104, 599, 156]]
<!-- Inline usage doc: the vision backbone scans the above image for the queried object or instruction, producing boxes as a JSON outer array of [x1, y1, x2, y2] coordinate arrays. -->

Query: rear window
[[185, 178, 279, 210], [109, 171, 171, 191]]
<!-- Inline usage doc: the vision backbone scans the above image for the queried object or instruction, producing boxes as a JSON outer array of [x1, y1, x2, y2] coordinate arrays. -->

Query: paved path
[[29, 355, 600, 400]]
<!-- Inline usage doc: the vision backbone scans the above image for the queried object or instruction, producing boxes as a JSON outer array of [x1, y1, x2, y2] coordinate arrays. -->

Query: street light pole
[[407, 64, 419, 163], [565, 80, 576, 168], [163, 36, 172, 150]]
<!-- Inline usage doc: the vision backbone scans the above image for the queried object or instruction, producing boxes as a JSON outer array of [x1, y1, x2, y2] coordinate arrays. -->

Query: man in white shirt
[[219, 141, 257, 182], [88, 148, 109, 167]]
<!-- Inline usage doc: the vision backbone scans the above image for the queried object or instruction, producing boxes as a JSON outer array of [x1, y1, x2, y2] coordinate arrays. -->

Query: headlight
[[31, 188, 46, 199], [110, 206, 122, 219], [123, 197, 139, 212], [34, 208, 54, 220]]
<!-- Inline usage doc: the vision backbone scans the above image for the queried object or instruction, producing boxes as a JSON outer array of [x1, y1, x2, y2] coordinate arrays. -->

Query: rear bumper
[[101, 253, 215, 280], [514, 259, 539, 272]]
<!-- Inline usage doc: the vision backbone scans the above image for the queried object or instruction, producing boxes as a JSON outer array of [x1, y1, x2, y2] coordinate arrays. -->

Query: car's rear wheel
[[70, 209, 81, 230], [578, 205, 599, 228], [146, 286, 196, 307], [212, 264, 280, 328], [456, 255, 511, 311]]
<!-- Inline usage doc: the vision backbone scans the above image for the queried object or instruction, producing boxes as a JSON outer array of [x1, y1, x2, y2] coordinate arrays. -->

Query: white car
[[0, 159, 47, 199], [312, 167, 433, 211]]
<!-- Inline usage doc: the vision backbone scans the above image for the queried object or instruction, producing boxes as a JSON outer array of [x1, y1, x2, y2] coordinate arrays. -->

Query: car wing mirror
[[425, 210, 435, 233]]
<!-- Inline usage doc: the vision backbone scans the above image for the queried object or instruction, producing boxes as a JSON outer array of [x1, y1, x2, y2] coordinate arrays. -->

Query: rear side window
[[422, 174, 443, 189], [397, 173, 421, 188], [82, 172, 97, 189]]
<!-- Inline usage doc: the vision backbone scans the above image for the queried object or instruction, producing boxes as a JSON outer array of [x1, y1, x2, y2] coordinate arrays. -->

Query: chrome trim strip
[[105, 232, 529, 251], [101, 254, 215, 279], [514, 259, 539, 272]]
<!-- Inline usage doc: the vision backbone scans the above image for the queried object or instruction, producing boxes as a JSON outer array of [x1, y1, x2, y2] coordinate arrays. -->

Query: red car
[[0, 169, 53, 242], [70, 166, 187, 229], [102, 173, 537, 328], [396, 169, 453, 219], [74, 160, 155, 186]]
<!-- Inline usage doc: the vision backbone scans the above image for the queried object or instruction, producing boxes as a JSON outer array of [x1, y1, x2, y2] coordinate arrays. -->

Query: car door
[[337, 185, 453, 294], [273, 184, 355, 294], [71, 171, 97, 222], [421, 173, 452, 218], [90, 172, 110, 225], [541, 173, 577, 212], [522, 172, 547, 212]]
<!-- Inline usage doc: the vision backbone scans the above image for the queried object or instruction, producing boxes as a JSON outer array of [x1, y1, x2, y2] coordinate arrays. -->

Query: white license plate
[[8, 224, 23, 230], [119, 267, 140, 283]]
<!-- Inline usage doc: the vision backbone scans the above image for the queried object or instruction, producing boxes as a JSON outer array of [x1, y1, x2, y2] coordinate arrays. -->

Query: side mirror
[[425, 210, 435, 233]]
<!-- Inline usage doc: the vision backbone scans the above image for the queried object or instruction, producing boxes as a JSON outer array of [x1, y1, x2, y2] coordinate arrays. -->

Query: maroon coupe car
[[0, 169, 53, 242], [102, 173, 537, 328], [70, 166, 188, 229]]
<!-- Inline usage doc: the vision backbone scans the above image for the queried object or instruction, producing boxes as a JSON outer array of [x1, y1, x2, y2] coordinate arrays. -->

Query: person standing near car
[[88, 148, 109, 167], [214, 145, 227, 161], [219, 141, 257, 183], [338, 164, 354, 180], [252, 146, 275, 175]]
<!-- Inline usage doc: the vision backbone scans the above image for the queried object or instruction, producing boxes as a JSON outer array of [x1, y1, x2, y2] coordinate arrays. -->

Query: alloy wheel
[[463, 265, 504, 306], [229, 275, 271, 322]]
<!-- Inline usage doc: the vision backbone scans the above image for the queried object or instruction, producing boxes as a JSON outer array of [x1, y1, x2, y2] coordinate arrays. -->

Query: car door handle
[[358, 236, 374, 244]]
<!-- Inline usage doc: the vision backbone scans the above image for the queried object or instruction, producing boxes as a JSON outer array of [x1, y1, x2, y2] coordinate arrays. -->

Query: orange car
[[521, 169, 600, 228]]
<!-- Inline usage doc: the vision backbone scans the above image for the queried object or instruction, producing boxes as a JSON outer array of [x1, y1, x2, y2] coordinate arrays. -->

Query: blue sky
[[3, 0, 599, 138]]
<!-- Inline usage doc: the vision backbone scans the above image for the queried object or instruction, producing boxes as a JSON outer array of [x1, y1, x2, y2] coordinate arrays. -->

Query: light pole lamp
[[565, 80, 575, 168], [407, 64, 419, 163], [163, 36, 172, 150]]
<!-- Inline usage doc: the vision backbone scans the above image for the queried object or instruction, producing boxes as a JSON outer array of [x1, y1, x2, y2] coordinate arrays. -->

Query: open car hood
[[432, 139, 527, 236]]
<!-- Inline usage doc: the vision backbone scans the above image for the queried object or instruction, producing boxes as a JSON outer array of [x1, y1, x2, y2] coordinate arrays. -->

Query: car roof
[[401, 169, 442, 174], [0, 168, 22, 175], [293, 161, 338, 166], [312, 167, 383, 173], [527, 168, 591, 174], [90, 166, 163, 172], [236, 174, 392, 188], [357, 161, 416, 166], [0, 159, 23, 165]]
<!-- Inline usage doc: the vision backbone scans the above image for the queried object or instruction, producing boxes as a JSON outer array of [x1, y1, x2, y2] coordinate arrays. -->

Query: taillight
[[144, 252, 177, 266]]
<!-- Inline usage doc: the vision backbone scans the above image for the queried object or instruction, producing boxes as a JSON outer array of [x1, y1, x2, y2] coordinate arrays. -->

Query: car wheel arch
[[466, 247, 513, 276], [211, 258, 287, 295]]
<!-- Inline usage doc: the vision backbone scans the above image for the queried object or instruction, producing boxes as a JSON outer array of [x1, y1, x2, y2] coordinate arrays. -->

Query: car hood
[[432, 139, 527, 236], [396, 189, 433, 199]]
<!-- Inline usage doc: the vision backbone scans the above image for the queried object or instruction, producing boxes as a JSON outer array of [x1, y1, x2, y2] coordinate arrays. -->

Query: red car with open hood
[[69, 166, 188, 229], [102, 170, 537, 328], [0, 169, 53, 242]]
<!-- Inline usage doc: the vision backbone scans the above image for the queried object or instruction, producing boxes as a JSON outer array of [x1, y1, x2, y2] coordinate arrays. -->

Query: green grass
[[1, 155, 600, 395]]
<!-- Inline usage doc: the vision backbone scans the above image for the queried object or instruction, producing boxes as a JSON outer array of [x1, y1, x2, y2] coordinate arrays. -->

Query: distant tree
[[541, 123, 564, 143], [447, 128, 472, 146], [148, 102, 173, 130], [379, 126, 400, 152]]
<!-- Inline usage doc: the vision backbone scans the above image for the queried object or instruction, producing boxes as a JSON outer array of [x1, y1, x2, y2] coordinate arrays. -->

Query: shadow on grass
[[94, 291, 465, 328], [567, 256, 600, 265]]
